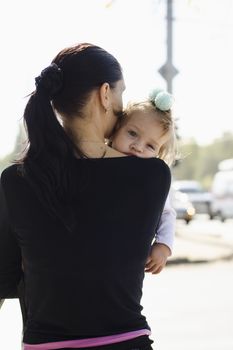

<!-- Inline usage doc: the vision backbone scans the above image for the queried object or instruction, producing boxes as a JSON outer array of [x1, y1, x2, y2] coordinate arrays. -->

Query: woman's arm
[[0, 178, 22, 299]]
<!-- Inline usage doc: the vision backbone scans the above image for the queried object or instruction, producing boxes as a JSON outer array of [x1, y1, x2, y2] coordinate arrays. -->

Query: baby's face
[[111, 112, 170, 158]]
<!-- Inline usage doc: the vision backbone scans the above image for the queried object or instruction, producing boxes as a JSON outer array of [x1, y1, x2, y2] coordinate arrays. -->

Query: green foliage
[[172, 132, 233, 189]]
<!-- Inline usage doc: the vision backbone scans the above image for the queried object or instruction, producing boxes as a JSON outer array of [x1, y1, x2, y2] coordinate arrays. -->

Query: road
[[0, 216, 233, 349], [142, 215, 233, 350], [143, 260, 233, 350], [170, 215, 233, 264]]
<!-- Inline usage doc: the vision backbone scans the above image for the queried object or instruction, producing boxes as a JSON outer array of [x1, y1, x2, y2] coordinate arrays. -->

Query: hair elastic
[[35, 63, 63, 99]]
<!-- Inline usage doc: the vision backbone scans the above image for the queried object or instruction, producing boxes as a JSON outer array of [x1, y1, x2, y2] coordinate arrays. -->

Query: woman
[[0, 43, 171, 350]]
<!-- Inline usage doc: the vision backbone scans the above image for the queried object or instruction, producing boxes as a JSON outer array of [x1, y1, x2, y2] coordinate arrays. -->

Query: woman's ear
[[99, 83, 111, 112]]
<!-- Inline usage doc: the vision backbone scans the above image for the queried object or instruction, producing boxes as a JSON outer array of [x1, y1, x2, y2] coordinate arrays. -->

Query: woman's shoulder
[[134, 157, 171, 179], [98, 155, 171, 181], [143, 157, 170, 173], [107, 155, 170, 172], [1, 164, 23, 186]]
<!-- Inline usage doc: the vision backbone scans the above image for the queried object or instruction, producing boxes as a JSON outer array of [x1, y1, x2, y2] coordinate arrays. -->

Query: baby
[[110, 89, 177, 274]]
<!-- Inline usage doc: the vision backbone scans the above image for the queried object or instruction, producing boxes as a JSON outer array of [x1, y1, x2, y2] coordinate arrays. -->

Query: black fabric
[[0, 156, 170, 346]]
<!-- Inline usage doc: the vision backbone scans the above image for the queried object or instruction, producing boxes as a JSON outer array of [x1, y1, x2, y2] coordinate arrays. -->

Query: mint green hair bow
[[149, 88, 174, 111]]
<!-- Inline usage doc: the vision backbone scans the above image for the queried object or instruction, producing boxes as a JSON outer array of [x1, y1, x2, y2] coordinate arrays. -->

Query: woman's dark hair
[[20, 43, 123, 231]]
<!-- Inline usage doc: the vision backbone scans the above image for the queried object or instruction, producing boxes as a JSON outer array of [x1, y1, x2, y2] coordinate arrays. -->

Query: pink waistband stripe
[[23, 329, 151, 349]]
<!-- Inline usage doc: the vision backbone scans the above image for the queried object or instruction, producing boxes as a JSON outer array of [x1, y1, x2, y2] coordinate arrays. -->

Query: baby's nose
[[131, 142, 144, 153]]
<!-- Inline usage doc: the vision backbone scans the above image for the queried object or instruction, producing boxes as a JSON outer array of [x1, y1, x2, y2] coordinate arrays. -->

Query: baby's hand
[[145, 243, 171, 274]]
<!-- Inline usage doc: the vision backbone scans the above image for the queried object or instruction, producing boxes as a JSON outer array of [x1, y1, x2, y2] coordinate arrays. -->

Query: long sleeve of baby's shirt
[[154, 194, 176, 254]]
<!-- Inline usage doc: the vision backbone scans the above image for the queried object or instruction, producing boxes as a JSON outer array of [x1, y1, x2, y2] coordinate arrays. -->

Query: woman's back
[[0, 156, 170, 344]]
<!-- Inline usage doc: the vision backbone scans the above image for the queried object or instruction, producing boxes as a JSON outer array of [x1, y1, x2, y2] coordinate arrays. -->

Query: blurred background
[[0, 0, 233, 349]]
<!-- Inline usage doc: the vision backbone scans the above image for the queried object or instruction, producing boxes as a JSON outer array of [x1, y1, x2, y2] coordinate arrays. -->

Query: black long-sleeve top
[[0, 156, 171, 345]]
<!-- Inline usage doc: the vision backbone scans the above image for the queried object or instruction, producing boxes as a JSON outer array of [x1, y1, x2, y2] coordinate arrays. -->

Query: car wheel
[[220, 215, 226, 223], [217, 211, 226, 222], [209, 213, 214, 220], [206, 203, 214, 219]]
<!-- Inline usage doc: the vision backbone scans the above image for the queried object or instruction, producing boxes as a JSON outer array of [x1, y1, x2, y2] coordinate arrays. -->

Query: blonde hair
[[122, 100, 178, 166]]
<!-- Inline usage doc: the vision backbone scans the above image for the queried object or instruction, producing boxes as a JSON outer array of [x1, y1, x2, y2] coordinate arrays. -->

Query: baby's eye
[[128, 130, 137, 137], [147, 144, 155, 151]]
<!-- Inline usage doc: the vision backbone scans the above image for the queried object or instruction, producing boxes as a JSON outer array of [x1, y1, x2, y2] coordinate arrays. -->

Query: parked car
[[210, 158, 233, 222], [172, 180, 213, 219], [170, 189, 195, 224]]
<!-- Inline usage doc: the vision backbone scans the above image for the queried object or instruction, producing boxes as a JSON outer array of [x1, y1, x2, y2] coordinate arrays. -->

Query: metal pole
[[158, 0, 178, 93], [167, 0, 173, 92]]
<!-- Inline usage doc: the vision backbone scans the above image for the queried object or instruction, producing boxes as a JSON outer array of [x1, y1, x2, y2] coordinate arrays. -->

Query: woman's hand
[[144, 243, 171, 274]]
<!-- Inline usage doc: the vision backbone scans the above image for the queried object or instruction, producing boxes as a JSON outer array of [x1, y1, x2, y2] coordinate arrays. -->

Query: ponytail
[[24, 63, 72, 157], [22, 64, 78, 231]]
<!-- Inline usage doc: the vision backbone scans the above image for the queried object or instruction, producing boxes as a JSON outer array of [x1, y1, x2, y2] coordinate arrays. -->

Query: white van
[[211, 158, 233, 221]]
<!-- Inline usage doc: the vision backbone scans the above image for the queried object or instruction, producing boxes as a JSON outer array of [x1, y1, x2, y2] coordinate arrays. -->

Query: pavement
[[167, 220, 233, 266]]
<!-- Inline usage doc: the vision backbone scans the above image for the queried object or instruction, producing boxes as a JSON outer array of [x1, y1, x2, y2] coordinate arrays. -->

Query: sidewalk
[[167, 225, 233, 265]]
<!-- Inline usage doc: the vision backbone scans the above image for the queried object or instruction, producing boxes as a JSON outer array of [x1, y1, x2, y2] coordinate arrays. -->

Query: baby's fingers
[[145, 264, 163, 274], [145, 262, 159, 272], [145, 265, 157, 273], [145, 260, 154, 270], [152, 265, 163, 274]]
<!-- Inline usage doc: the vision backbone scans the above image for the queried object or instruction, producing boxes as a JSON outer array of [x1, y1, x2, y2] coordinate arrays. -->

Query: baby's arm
[[145, 194, 176, 274], [154, 194, 176, 254]]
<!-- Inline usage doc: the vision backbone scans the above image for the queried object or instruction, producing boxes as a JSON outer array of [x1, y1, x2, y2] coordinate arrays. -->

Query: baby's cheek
[[112, 136, 127, 153], [110, 136, 117, 149]]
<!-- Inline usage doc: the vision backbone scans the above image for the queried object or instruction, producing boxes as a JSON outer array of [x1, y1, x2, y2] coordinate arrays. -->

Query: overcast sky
[[0, 0, 233, 158]]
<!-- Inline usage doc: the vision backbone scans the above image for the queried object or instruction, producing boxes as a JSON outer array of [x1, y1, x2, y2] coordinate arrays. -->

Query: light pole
[[158, 0, 179, 93]]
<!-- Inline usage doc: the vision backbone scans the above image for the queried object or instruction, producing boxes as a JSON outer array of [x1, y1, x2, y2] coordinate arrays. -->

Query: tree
[[172, 133, 233, 189]]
